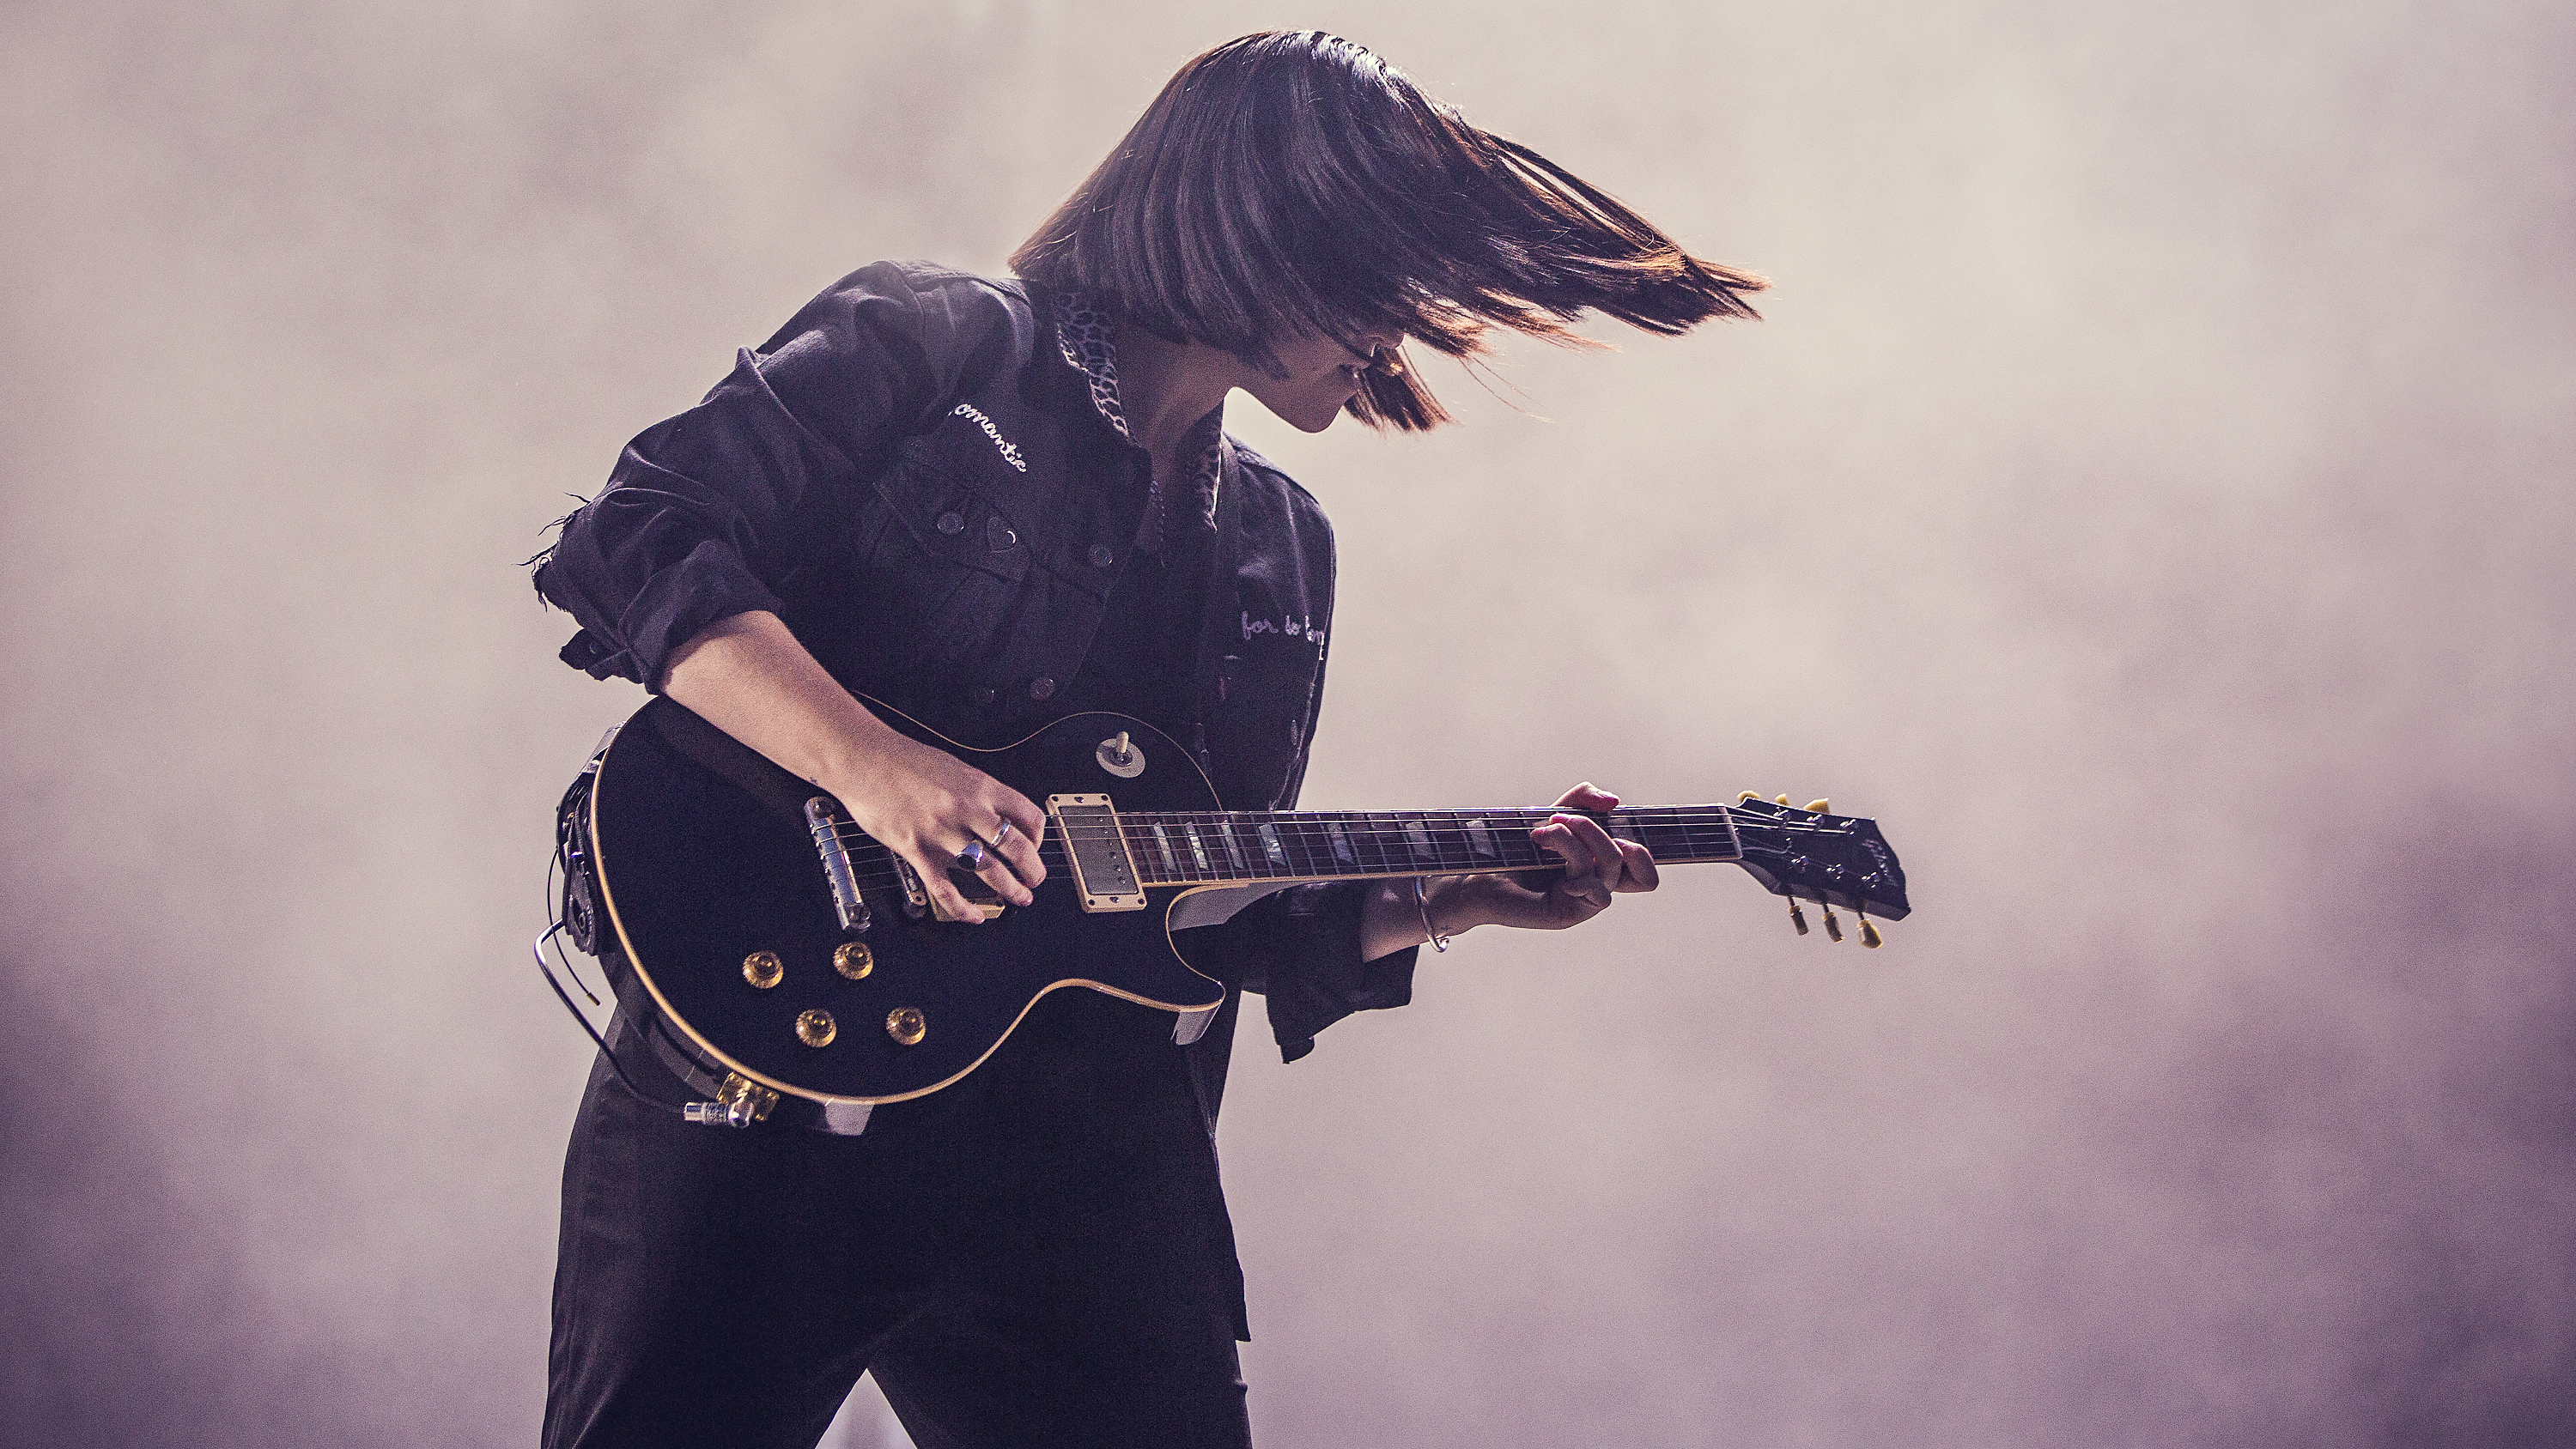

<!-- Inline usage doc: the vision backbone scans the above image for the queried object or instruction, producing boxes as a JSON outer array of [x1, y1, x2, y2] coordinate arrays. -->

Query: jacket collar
[[1051, 291, 1225, 554]]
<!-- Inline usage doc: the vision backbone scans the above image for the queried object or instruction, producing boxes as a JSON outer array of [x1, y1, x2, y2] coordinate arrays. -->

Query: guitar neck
[[1110, 805, 1745, 889]]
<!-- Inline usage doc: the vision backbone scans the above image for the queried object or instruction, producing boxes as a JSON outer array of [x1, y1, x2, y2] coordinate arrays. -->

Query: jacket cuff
[[1254, 882, 1419, 1063], [564, 543, 784, 690]]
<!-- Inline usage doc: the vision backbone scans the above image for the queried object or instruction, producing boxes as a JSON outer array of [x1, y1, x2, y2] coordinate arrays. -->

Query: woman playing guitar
[[532, 30, 1764, 1448]]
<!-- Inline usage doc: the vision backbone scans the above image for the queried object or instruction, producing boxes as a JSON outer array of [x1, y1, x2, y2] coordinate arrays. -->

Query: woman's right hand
[[658, 610, 1045, 925], [816, 729, 1047, 923]]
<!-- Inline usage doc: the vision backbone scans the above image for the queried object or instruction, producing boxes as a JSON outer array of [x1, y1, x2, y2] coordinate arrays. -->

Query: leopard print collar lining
[[1052, 291, 1224, 555]]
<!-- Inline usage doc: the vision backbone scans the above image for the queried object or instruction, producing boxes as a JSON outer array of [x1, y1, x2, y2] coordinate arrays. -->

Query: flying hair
[[1010, 30, 1768, 430]]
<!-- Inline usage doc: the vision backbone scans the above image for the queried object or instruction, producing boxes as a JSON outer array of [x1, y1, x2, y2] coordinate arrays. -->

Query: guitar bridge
[[804, 797, 872, 934], [1048, 794, 1146, 912]]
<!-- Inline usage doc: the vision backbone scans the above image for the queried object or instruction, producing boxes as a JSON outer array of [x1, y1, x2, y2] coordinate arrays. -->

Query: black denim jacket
[[532, 261, 1418, 1104]]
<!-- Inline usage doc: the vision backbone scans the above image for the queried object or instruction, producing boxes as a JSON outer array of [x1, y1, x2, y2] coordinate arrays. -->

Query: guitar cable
[[532, 746, 692, 1114]]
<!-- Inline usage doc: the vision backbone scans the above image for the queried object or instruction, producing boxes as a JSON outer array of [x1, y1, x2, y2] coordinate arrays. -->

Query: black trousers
[[542, 991, 1255, 1449]]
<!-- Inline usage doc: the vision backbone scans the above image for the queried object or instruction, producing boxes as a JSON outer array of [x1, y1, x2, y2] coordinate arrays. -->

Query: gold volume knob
[[834, 942, 874, 979], [794, 1009, 836, 1047], [742, 950, 783, 989], [885, 1006, 927, 1046]]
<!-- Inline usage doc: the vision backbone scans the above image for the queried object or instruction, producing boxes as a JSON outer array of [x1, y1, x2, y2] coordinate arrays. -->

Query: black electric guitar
[[573, 696, 1910, 1123]]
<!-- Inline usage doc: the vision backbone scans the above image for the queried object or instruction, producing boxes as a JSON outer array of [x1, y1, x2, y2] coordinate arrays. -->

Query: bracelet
[[1413, 876, 1450, 954]]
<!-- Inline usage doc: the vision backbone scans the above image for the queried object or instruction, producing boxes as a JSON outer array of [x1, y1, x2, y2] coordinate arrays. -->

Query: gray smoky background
[[3, 1, 2570, 1446]]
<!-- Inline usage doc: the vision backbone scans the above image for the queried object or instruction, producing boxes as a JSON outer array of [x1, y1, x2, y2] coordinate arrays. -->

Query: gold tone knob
[[1787, 898, 1810, 936], [886, 1006, 927, 1046], [834, 942, 874, 979], [742, 950, 783, 989], [795, 1009, 836, 1047], [1822, 904, 1844, 943], [1775, 794, 1790, 806], [1859, 917, 1884, 949], [1738, 791, 1759, 803], [1805, 798, 1831, 814]]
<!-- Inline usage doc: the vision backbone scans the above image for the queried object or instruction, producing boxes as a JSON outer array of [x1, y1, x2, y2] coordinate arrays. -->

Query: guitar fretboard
[[1109, 806, 1743, 888]]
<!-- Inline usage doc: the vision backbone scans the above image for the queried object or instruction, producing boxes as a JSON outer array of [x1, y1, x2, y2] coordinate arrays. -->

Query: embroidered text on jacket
[[951, 402, 1028, 472]]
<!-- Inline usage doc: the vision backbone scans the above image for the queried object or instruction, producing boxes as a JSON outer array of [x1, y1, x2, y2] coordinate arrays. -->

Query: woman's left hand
[[1440, 782, 1662, 933], [1358, 783, 1661, 959]]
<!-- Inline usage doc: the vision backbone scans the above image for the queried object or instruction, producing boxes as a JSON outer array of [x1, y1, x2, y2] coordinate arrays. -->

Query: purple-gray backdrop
[[5, 3, 2571, 1446]]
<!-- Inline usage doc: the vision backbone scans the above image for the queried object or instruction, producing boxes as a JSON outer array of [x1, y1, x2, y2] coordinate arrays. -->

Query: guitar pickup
[[1048, 794, 1146, 912]]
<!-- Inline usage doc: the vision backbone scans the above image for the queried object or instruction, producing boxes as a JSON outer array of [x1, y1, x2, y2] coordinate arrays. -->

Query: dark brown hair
[[1010, 30, 1767, 429]]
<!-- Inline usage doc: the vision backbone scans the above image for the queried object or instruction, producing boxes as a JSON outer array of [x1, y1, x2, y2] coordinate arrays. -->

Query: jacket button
[[1028, 676, 1056, 701], [969, 686, 997, 706], [1088, 543, 1114, 568], [936, 511, 965, 536], [986, 516, 1017, 551]]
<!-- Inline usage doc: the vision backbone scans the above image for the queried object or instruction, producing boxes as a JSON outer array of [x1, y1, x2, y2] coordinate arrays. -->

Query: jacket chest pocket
[[1210, 597, 1329, 809], [854, 452, 1034, 671]]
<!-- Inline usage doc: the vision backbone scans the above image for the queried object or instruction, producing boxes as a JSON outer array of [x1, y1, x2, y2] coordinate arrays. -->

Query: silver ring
[[954, 838, 988, 871], [990, 819, 1014, 847]]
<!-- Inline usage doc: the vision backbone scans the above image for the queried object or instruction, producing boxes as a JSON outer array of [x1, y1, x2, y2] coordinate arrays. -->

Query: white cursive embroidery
[[1242, 609, 1323, 646], [951, 403, 1028, 472]]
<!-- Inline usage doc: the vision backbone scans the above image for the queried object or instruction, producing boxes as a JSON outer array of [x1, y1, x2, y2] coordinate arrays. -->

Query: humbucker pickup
[[1048, 794, 1147, 912]]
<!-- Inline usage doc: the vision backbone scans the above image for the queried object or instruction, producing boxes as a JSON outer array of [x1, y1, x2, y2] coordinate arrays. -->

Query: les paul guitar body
[[580, 696, 1911, 1115]]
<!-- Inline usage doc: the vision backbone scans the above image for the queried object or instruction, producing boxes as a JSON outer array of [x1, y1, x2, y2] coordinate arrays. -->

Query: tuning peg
[[1786, 897, 1810, 936], [1858, 911, 1883, 949], [1805, 798, 1831, 814], [1738, 791, 1759, 803], [1821, 901, 1844, 943], [1774, 794, 1790, 806]]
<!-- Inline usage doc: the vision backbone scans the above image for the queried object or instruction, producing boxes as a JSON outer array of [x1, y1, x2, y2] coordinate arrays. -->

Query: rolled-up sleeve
[[533, 263, 955, 688], [1177, 882, 1420, 1062]]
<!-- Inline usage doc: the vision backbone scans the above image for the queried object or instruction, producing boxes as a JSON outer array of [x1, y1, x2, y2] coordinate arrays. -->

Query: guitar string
[[817, 807, 1850, 844], [815, 810, 1859, 864], [811, 810, 1875, 894], [815, 809, 1842, 861], [813, 858, 1887, 898]]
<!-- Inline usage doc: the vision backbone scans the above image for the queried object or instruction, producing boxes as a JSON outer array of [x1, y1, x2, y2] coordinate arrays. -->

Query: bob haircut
[[1011, 30, 1766, 430]]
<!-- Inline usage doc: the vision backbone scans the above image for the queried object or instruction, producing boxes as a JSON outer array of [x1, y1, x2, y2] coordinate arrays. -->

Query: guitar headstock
[[1728, 795, 1911, 943]]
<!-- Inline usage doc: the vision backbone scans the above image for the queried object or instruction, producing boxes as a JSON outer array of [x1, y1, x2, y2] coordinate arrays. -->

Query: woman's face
[[1240, 326, 1404, 432]]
